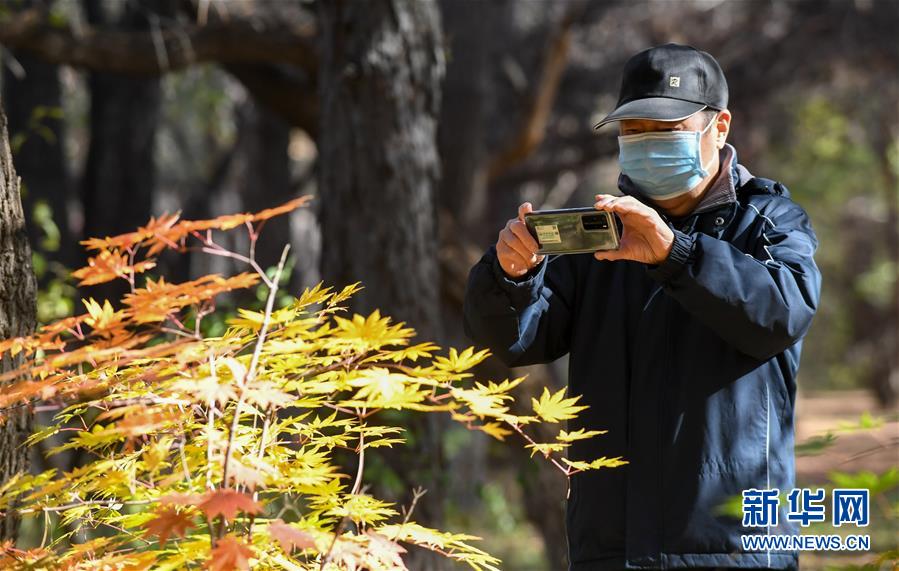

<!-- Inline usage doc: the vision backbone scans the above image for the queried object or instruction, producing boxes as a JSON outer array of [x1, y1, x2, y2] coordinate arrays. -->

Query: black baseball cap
[[593, 43, 728, 129]]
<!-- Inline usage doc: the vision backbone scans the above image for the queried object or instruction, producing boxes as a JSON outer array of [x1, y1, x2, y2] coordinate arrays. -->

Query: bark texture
[[317, 1, 446, 567], [0, 102, 39, 542], [3, 47, 72, 271], [79, 0, 164, 302], [318, 0, 444, 341]]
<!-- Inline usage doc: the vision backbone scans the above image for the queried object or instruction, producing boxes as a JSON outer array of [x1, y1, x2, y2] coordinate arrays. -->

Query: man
[[462, 43, 821, 570]]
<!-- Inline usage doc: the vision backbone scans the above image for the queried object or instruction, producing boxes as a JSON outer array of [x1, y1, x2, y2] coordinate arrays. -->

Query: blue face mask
[[617, 112, 718, 200]]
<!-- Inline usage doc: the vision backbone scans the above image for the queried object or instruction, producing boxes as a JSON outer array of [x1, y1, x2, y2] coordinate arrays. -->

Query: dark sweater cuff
[[488, 246, 547, 308], [646, 228, 695, 284]]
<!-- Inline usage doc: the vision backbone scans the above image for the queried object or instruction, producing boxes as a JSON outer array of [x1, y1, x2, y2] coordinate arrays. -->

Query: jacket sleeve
[[462, 244, 576, 367], [645, 198, 822, 361]]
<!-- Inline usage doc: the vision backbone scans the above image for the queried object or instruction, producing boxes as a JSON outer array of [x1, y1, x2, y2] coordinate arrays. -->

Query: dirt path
[[795, 389, 898, 483]]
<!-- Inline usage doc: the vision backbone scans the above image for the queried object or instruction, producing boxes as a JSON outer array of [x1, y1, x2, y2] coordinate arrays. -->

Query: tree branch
[[0, 7, 317, 75], [485, 1, 586, 184], [224, 64, 319, 137]]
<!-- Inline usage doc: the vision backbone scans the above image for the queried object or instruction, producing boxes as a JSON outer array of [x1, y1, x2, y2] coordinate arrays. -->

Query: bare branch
[[485, 2, 586, 184], [0, 7, 317, 76]]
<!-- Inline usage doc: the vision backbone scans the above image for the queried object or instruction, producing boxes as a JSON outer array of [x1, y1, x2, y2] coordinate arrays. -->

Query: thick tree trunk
[[318, 0, 443, 337], [2, 46, 72, 272], [865, 101, 899, 408], [79, 0, 164, 301], [437, 0, 499, 236], [0, 102, 39, 542], [317, 1, 446, 568]]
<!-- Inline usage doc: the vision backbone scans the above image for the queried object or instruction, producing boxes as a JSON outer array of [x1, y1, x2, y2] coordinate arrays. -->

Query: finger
[[518, 202, 534, 223], [601, 195, 648, 216], [509, 219, 541, 254], [594, 195, 618, 211], [594, 248, 626, 262], [498, 239, 530, 274], [501, 228, 538, 264]]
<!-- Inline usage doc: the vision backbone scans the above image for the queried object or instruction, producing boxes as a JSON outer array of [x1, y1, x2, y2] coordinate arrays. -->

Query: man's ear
[[714, 109, 731, 149]]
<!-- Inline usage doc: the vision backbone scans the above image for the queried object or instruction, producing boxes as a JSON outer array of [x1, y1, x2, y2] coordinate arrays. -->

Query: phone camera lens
[[582, 214, 610, 231]]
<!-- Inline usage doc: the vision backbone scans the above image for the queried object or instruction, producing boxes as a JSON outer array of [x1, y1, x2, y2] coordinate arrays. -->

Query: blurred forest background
[[0, 0, 896, 568]]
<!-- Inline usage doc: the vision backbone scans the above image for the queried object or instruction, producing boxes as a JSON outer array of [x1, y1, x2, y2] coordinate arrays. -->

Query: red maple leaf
[[198, 489, 262, 522], [267, 519, 317, 553], [142, 505, 195, 547], [206, 534, 254, 571]]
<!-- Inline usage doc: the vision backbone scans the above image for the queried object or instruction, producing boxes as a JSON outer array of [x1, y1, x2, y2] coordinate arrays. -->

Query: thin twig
[[350, 421, 365, 496], [219, 244, 290, 538]]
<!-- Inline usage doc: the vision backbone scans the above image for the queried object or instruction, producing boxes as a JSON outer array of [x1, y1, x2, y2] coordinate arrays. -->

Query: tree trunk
[[2, 44, 73, 272], [317, 1, 446, 567], [0, 101, 39, 542], [436, 0, 498, 235], [79, 0, 165, 302]]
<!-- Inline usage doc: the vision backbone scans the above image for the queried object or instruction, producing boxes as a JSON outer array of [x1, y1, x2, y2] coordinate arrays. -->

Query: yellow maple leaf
[[451, 387, 510, 418], [328, 493, 398, 525], [531, 386, 588, 423], [561, 456, 629, 472], [557, 428, 608, 442], [525, 442, 568, 457], [476, 422, 513, 441], [433, 346, 491, 374]]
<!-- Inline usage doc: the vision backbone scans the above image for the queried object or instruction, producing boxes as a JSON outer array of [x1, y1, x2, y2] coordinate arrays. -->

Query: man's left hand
[[593, 194, 675, 265]]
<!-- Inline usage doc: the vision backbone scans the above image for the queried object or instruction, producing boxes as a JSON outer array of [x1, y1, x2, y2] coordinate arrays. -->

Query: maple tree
[[0, 196, 625, 570]]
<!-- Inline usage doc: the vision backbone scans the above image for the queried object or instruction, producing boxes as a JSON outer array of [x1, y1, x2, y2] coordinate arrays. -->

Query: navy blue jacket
[[462, 159, 821, 570]]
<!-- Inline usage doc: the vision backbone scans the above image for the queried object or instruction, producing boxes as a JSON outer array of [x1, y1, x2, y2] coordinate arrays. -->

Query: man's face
[[617, 110, 732, 214], [618, 111, 725, 168]]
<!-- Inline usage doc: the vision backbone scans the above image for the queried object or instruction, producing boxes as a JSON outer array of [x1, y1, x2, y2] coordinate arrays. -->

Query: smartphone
[[524, 207, 621, 255]]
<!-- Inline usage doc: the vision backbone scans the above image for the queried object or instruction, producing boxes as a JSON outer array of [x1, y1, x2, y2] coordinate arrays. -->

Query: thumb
[[518, 202, 534, 223]]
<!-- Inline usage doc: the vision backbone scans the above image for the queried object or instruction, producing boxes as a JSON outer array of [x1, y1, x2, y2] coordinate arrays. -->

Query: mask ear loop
[[697, 109, 720, 174]]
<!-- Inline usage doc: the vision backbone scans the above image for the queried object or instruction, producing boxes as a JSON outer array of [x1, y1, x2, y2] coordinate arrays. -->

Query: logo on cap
[[669, 76, 681, 88]]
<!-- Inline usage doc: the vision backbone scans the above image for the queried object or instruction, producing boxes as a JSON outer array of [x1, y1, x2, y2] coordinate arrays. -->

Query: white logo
[[669, 76, 681, 88]]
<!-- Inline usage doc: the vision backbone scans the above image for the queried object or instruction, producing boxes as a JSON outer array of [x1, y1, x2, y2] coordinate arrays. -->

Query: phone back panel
[[524, 208, 620, 254]]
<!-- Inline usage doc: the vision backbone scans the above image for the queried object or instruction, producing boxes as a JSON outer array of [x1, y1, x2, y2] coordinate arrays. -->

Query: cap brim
[[593, 98, 706, 129]]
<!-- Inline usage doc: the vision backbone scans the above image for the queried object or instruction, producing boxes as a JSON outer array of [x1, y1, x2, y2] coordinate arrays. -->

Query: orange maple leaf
[[79, 212, 182, 252], [251, 196, 312, 222], [158, 492, 203, 506], [142, 505, 195, 547], [122, 273, 261, 324], [198, 489, 262, 522], [206, 534, 254, 571], [72, 249, 157, 286], [113, 409, 181, 437], [267, 519, 316, 553], [143, 196, 312, 256]]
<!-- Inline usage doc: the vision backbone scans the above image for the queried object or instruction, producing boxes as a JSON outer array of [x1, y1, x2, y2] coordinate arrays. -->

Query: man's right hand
[[496, 202, 546, 279]]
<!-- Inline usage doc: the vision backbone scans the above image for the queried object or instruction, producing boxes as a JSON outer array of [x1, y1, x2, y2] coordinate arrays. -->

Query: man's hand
[[496, 202, 546, 278], [592, 194, 675, 265]]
